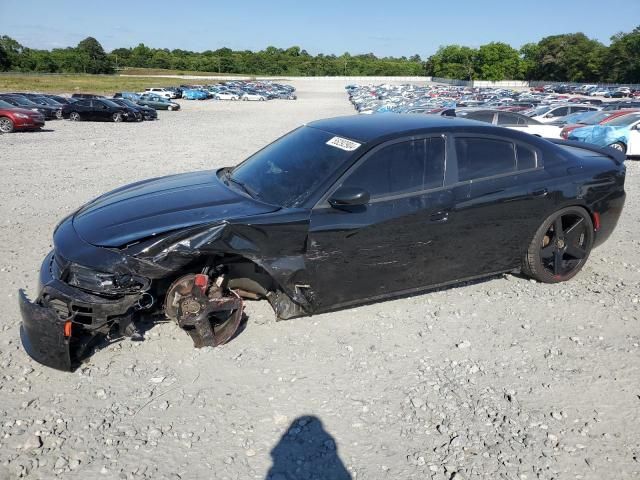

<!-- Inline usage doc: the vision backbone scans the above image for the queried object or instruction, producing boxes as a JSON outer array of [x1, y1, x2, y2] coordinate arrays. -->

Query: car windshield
[[117, 99, 137, 108], [605, 114, 640, 127], [578, 111, 611, 124], [229, 126, 356, 207], [100, 99, 121, 108], [0, 99, 16, 108], [6, 96, 36, 107], [39, 97, 62, 106], [530, 105, 551, 116]]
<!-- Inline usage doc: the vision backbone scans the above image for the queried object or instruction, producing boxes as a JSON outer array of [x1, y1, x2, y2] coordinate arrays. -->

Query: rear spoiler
[[548, 138, 625, 166]]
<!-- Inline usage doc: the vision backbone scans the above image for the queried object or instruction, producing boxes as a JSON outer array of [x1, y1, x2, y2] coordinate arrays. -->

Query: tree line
[[0, 27, 638, 83]]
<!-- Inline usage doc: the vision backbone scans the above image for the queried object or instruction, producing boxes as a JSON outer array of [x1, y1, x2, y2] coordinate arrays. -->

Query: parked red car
[[0, 100, 45, 133], [560, 109, 639, 139]]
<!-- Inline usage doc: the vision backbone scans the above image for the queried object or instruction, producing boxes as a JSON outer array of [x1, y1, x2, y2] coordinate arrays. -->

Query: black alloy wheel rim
[[540, 213, 589, 277]]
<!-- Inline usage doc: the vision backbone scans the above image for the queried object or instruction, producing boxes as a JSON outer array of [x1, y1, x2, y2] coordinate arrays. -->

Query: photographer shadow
[[266, 415, 351, 480]]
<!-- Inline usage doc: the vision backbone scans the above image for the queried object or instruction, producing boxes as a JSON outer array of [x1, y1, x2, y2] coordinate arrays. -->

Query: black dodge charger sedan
[[61, 98, 141, 122], [110, 98, 158, 121], [19, 115, 626, 370]]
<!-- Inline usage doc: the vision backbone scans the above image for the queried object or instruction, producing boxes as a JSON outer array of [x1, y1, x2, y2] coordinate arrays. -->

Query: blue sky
[[1, 0, 638, 57]]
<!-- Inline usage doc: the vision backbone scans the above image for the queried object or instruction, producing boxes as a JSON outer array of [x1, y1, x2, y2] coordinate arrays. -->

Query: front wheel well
[[161, 254, 278, 298]]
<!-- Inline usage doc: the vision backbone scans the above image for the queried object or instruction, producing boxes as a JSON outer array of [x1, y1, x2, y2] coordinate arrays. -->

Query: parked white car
[[241, 92, 267, 101], [215, 92, 240, 101], [456, 109, 563, 138], [590, 88, 611, 97], [528, 104, 599, 123], [140, 88, 178, 99]]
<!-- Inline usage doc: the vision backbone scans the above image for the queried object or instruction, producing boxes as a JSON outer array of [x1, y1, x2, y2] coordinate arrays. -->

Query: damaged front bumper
[[19, 251, 140, 371]]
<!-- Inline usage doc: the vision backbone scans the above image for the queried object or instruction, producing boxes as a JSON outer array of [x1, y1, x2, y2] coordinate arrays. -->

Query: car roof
[[306, 114, 481, 143]]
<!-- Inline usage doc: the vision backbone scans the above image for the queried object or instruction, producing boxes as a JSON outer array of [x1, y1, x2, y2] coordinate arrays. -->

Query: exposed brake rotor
[[165, 273, 244, 348]]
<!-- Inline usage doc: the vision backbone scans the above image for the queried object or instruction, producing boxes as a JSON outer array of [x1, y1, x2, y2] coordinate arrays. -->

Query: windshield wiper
[[224, 170, 259, 199]]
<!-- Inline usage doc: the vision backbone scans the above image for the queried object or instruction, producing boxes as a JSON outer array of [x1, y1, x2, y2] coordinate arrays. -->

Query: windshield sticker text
[[326, 136, 361, 151]]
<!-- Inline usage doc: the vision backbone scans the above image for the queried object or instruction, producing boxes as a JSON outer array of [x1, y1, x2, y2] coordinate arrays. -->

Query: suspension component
[[164, 273, 244, 348]]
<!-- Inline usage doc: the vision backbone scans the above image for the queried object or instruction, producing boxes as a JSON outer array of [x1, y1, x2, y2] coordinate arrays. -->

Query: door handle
[[429, 211, 449, 223], [532, 188, 548, 197]]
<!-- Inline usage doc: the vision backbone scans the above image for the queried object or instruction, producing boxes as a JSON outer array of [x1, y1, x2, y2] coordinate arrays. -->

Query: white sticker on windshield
[[326, 136, 361, 151]]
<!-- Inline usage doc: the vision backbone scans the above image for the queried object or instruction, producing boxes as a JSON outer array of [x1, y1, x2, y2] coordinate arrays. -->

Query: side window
[[570, 106, 591, 113], [466, 111, 495, 124], [550, 107, 569, 117], [497, 113, 522, 126], [516, 145, 537, 170], [455, 137, 516, 181], [76, 100, 90, 107], [341, 137, 445, 198]]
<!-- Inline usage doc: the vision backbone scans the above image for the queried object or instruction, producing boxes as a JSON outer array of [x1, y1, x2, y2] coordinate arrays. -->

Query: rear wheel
[[112, 112, 123, 122], [55, 110, 63, 119], [168, 105, 174, 111], [0, 117, 15, 133], [522, 207, 594, 283], [609, 142, 627, 153], [69, 111, 81, 121]]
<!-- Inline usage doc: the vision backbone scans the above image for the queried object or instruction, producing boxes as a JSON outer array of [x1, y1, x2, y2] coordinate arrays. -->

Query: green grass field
[[0, 71, 254, 94]]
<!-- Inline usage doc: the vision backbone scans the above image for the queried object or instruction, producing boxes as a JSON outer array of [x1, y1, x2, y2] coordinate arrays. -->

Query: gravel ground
[[0, 79, 639, 480]]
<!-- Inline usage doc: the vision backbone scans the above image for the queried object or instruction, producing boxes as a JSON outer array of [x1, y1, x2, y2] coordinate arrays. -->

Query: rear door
[[307, 135, 456, 308], [74, 99, 93, 119], [446, 135, 552, 277]]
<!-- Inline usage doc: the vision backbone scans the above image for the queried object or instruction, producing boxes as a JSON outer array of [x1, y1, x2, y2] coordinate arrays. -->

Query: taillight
[[592, 212, 601, 231]]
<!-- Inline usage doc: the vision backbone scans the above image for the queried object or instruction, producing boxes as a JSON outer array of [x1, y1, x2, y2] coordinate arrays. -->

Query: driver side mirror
[[328, 186, 370, 209]]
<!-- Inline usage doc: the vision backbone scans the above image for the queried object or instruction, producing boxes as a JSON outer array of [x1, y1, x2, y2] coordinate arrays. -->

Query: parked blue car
[[182, 89, 208, 100], [568, 112, 640, 155]]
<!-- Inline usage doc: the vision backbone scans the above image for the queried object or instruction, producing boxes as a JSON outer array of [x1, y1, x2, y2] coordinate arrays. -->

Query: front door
[[306, 135, 456, 309]]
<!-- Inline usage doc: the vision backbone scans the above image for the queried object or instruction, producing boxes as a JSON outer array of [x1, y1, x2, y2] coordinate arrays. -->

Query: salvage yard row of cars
[[0, 81, 296, 133], [347, 84, 640, 157], [137, 81, 297, 101]]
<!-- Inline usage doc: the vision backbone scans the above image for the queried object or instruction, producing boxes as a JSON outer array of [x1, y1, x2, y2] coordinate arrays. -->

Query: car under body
[[19, 115, 626, 370]]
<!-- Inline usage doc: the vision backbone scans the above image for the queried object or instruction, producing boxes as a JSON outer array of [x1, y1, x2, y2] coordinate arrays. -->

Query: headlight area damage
[[19, 220, 311, 371]]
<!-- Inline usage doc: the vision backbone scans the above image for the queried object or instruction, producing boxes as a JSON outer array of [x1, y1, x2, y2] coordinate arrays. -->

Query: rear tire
[[0, 117, 15, 133], [609, 142, 627, 153], [522, 206, 594, 283], [112, 112, 123, 122], [69, 112, 81, 121], [168, 106, 174, 111]]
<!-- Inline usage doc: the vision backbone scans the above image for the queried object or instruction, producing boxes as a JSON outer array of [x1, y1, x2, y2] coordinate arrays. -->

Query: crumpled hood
[[73, 170, 278, 247]]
